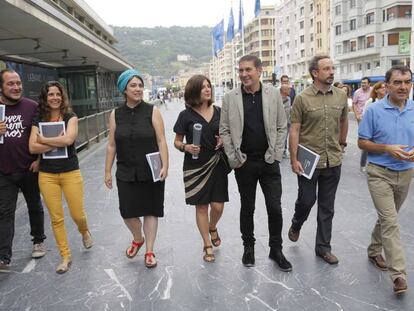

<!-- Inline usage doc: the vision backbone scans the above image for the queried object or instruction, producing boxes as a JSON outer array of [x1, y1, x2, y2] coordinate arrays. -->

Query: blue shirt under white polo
[[358, 95, 414, 171]]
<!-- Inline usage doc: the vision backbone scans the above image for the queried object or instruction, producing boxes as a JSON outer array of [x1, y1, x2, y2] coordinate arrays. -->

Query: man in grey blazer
[[219, 55, 291, 271]]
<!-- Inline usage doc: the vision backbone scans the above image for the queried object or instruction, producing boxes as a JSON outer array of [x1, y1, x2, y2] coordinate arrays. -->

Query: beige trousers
[[366, 163, 413, 281]]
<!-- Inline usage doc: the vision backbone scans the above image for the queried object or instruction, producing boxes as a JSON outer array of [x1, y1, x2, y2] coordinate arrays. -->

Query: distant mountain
[[114, 26, 212, 78]]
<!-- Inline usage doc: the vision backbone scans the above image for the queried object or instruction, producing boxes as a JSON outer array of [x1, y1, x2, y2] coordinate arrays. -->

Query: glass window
[[388, 33, 399, 45], [350, 19, 356, 30], [335, 5, 341, 15], [350, 41, 356, 51], [335, 25, 341, 35], [366, 12, 374, 24], [366, 36, 374, 48]]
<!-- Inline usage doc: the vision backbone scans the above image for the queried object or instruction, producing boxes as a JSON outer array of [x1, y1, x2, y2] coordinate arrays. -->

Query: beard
[[1, 92, 21, 104]]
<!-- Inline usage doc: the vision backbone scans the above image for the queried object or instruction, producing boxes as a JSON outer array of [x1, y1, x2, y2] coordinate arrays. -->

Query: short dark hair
[[385, 65, 413, 83], [184, 75, 213, 108], [280, 75, 289, 82], [239, 54, 262, 68], [0, 69, 18, 88], [308, 55, 330, 80], [38, 81, 72, 121], [333, 82, 341, 87], [361, 77, 370, 83]]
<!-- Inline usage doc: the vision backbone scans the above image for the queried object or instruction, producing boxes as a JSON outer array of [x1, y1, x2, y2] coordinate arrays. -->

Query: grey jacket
[[219, 84, 287, 169]]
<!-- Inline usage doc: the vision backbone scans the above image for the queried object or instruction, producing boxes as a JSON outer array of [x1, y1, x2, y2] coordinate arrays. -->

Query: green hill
[[114, 26, 212, 78]]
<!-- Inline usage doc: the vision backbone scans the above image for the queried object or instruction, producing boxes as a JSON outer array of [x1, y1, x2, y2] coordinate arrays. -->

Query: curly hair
[[38, 81, 72, 121]]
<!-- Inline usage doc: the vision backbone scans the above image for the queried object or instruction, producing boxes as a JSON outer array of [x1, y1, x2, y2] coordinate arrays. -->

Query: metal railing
[[76, 109, 112, 151]]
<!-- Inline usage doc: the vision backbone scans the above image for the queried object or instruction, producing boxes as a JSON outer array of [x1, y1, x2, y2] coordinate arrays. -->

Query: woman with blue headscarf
[[104, 69, 169, 268]]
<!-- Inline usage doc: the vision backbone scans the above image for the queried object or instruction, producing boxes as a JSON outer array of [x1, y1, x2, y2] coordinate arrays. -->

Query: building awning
[[0, 0, 132, 71]]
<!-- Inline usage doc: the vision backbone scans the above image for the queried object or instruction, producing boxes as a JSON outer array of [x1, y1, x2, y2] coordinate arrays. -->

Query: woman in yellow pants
[[29, 81, 92, 274]]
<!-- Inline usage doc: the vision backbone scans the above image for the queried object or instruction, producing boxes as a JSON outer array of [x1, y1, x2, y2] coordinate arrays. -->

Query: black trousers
[[0, 171, 45, 263], [291, 165, 341, 254], [234, 159, 283, 249]]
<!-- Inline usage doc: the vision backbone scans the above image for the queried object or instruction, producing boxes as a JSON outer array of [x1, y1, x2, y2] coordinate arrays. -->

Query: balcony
[[336, 47, 380, 61]]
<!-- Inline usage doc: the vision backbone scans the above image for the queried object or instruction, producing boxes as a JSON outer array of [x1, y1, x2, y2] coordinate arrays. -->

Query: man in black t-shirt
[[0, 69, 46, 272], [220, 55, 291, 272]]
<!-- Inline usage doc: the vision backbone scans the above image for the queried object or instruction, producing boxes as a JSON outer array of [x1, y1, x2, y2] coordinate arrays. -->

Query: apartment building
[[332, 0, 412, 83], [214, 42, 234, 88], [314, 0, 331, 55], [244, 5, 276, 84], [275, 0, 315, 87]]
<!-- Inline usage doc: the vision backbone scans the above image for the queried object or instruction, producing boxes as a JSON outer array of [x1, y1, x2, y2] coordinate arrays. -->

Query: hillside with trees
[[114, 26, 212, 78]]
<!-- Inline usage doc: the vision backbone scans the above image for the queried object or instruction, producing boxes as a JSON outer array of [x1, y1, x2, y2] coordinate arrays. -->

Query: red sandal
[[144, 252, 157, 268], [125, 238, 144, 259]]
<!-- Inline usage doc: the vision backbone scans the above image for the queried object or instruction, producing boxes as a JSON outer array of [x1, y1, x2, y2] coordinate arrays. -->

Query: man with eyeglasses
[[358, 65, 414, 295], [0, 69, 46, 272]]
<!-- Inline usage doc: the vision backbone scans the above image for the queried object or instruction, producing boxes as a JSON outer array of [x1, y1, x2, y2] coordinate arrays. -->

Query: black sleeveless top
[[115, 102, 158, 182]]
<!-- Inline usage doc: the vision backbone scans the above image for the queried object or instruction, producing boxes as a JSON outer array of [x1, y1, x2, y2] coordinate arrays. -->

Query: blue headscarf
[[117, 69, 142, 93]]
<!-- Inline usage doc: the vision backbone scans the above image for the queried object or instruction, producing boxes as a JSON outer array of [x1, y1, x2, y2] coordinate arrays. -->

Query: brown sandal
[[209, 228, 221, 247], [203, 246, 215, 263], [126, 238, 145, 259]]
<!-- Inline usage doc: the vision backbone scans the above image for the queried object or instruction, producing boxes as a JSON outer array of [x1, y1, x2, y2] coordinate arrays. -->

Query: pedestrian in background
[[280, 82, 291, 159], [339, 84, 353, 112], [280, 74, 296, 103], [353, 77, 372, 123], [359, 81, 387, 172], [173, 74, 229, 263], [0, 69, 46, 273], [105, 69, 168, 268], [289, 55, 348, 265], [220, 55, 291, 271], [29, 81, 92, 274], [358, 66, 414, 295]]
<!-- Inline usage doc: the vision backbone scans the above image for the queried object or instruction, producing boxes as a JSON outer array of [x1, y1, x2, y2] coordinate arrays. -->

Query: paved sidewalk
[[1, 101, 414, 310]]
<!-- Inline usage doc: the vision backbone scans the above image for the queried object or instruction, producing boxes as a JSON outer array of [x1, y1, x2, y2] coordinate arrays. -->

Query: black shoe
[[269, 249, 292, 272], [242, 246, 255, 267]]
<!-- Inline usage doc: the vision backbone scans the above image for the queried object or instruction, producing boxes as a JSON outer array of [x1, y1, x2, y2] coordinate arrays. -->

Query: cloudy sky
[[85, 0, 278, 28]]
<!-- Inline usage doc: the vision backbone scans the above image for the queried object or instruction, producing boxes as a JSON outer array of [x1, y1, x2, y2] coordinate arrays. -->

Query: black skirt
[[116, 179, 164, 218], [184, 152, 229, 205]]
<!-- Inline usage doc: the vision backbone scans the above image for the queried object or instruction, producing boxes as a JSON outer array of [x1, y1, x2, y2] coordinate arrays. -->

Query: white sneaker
[[32, 242, 46, 258], [0, 260, 10, 273]]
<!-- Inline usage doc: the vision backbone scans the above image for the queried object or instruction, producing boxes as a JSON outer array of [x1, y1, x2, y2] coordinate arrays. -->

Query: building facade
[[244, 5, 276, 84], [332, 0, 412, 83], [275, 0, 315, 88]]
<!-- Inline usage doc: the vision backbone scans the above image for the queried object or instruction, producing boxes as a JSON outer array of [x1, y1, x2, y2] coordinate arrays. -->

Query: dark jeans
[[234, 159, 283, 249], [291, 165, 341, 255], [0, 171, 45, 263]]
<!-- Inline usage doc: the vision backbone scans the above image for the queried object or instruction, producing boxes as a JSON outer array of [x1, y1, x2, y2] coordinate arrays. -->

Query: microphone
[[192, 123, 202, 160]]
